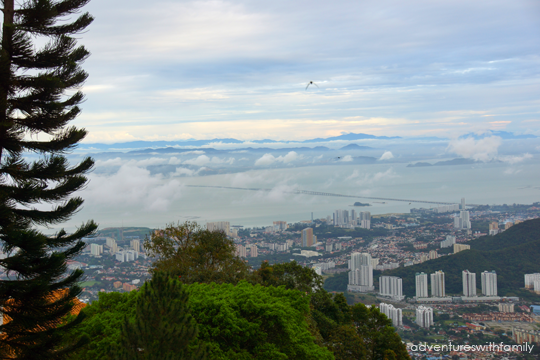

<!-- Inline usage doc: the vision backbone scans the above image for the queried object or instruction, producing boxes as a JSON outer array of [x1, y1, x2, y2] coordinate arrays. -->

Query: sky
[[71, 0, 540, 143]]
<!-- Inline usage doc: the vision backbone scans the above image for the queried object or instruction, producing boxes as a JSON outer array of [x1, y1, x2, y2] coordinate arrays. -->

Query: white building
[[379, 276, 405, 300], [334, 243, 342, 251], [463, 270, 477, 297], [90, 243, 103, 256], [440, 235, 456, 248], [524, 273, 540, 289], [416, 272, 429, 299], [481, 271, 498, 296], [326, 243, 333, 252], [379, 303, 402, 327], [431, 271, 445, 297], [416, 306, 433, 328], [348, 252, 374, 292]]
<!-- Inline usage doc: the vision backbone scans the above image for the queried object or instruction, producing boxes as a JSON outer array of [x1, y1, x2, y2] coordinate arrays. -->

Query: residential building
[[481, 271, 498, 296], [273, 221, 288, 231], [379, 303, 402, 327], [236, 244, 247, 258], [379, 276, 405, 300], [429, 250, 438, 260], [302, 228, 314, 247], [453, 243, 470, 254], [489, 222, 499, 235], [416, 306, 433, 328], [499, 303, 514, 312], [90, 243, 103, 256], [130, 239, 140, 253], [416, 272, 429, 298], [430, 271, 445, 297], [524, 273, 540, 289], [440, 235, 456, 248], [250, 245, 258, 257], [348, 252, 374, 292], [463, 270, 477, 297]]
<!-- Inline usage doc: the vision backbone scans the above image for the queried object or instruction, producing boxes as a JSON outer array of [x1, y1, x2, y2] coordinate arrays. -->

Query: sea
[[59, 159, 540, 232]]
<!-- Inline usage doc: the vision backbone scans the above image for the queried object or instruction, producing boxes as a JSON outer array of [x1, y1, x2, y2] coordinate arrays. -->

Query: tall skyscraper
[[415, 272, 428, 298], [348, 252, 374, 292], [481, 271, 497, 296], [463, 270, 477, 297], [454, 198, 471, 229], [379, 303, 402, 327], [416, 306, 433, 328], [302, 228, 314, 247], [358, 211, 371, 229], [430, 270, 445, 297], [379, 276, 404, 300]]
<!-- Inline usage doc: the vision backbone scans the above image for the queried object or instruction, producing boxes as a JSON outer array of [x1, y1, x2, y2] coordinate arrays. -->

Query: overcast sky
[[71, 0, 540, 143]]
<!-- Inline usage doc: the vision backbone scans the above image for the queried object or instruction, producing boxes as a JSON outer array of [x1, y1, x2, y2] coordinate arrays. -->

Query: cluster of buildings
[[332, 210, 371, 229], [380, 303, 402, 327], [415, 305, 434, 328], [454, 198, 471, 230], [524, 273, 540, 293], [347, 252, 374, 292], [86, 237, 142, 263], [415, 270, 498, 300]]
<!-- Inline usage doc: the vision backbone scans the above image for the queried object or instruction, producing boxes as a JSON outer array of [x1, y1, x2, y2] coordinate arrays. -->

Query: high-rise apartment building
[[440, 235, 456, 248], [453, 243, 470, 254], [416, 306, 433, 328], [430, 271, 445, 297], [415, 272, 429, 298], [379, 276, 404, 300], [207, 221, 231, 236], [90, 243, 103, 256], [481, 270, 497, 296], [326, 243, 333, 252], [302, 228, 314, 247], [357, 211, 371, 229], [379, 303, 402, 327], [348, 252, 374, 292], [236, 244, 247, 258], [489, 222, 499, 235], [429, 250, 438, 260], [463, 270, 477, 297], [524, 273, 540, 289], [454, 198, 471, 229], [250, 245, 258, 258], [130, 239, 140, 253]]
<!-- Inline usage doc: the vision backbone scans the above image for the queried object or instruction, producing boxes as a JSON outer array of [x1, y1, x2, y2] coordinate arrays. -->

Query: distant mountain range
[[460, 130, 537, 140], [384, 219, 540, 298], [78, 130, 537, 152], [407, 158, 502, 167]]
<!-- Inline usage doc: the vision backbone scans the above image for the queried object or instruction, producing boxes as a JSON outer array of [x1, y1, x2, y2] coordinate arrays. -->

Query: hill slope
[[384, 219, 540, 297]]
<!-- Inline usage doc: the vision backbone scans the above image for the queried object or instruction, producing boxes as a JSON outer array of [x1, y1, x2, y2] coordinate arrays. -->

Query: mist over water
[[61, 159, 540, 232]]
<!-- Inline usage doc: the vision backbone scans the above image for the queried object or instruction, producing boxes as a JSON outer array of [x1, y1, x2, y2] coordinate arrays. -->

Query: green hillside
[[384, 218, 540, 298]]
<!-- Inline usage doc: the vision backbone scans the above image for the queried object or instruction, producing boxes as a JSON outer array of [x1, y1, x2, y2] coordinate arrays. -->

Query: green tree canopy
[[144, 222, 250, 284], [117, 272, 206, 360]]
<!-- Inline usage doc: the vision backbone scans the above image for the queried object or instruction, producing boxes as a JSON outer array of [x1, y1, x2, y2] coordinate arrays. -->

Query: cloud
[[346, 168, 398, 185], [340, 155, 353, 162], [255, 154, 277, 166], [446, 136, 502, 162], [84, 165, 183, 211], [379, 151, 394, 160], [183, 155, 233, 165], [499, 153, 532, 164], [254, 151, 302, 166]]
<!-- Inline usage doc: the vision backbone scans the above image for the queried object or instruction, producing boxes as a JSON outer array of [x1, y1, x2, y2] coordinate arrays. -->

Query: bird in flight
[[306, 81, 319, 90]]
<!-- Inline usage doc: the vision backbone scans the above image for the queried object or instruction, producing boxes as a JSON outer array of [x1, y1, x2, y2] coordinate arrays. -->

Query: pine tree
[[0, 0, 96, 358], [117, 272, 206, 360]]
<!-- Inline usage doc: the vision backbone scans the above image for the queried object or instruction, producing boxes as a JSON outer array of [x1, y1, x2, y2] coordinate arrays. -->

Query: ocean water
[[61, 159, 540, 232]]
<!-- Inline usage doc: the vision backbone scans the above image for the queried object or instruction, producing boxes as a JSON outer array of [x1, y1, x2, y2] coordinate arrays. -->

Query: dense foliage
[[117, 272, 206, 360], [144, 222, 250, 284], [385, 219, 540, 297], [0, 0, 96, 356]]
